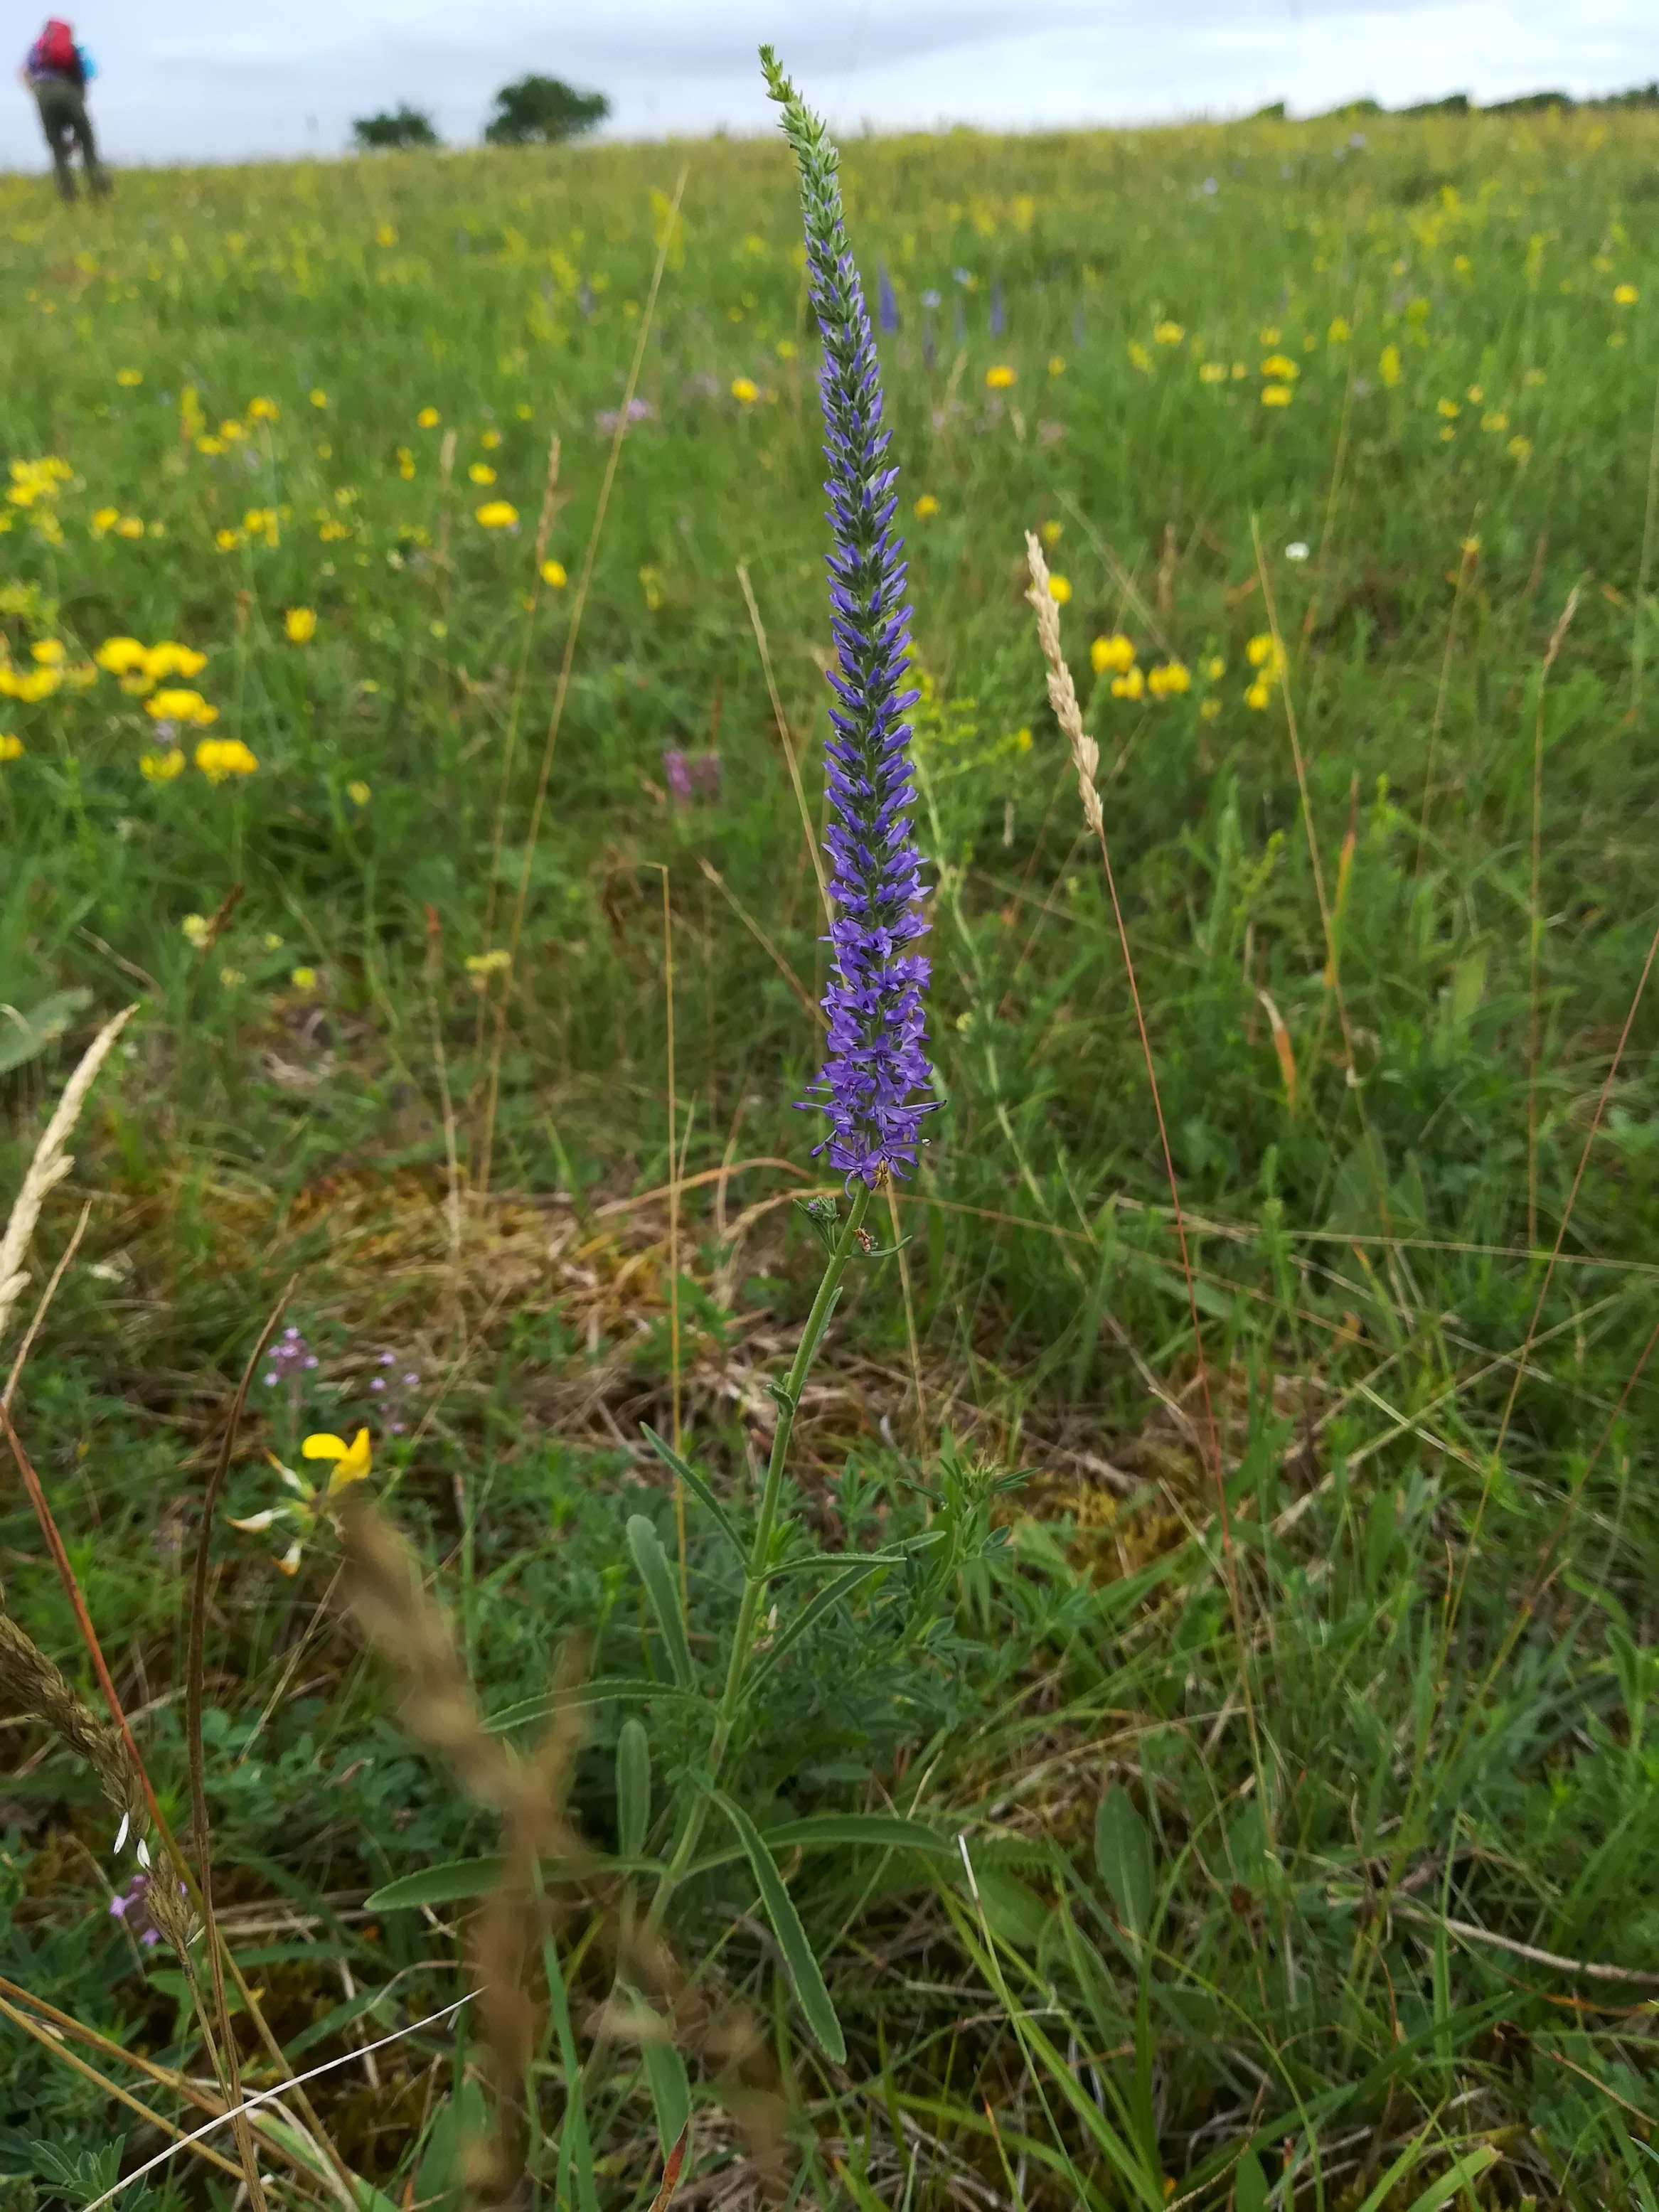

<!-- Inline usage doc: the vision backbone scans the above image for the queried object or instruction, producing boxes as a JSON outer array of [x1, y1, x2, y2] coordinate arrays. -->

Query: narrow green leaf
[[619, 1983, 691, 2159], [486, 1675, 701, 1732], [769, 1534, 942, 1577], [797, 1283, 842, 1377], [1398, 2148, 1498, 2212], [765, 1812, 954, 1855], [1233, 2149, 1269, 2212], [705, 1784, 845, 2061], [641, 1424, 745, 1556], [626, 1516, 697, 1690], [365, 1857, 503, 1910], [1094, 1785, 1154, 1938], [745, 1560, 889, 1697], [617, 1717, 651, 1861]]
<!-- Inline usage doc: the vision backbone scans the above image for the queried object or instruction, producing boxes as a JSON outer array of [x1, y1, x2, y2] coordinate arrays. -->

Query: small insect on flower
[[475, 501, 518, 529], [284, 607, 317, 643], [986, 363, 1017, 389]]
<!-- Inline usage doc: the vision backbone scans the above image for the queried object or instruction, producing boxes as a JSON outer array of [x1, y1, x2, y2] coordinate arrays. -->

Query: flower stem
[[644, 1179, 871, 1935]]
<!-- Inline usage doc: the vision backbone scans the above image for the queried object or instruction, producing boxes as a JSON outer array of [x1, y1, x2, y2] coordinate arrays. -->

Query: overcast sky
[[3, 0, 1655, 169]]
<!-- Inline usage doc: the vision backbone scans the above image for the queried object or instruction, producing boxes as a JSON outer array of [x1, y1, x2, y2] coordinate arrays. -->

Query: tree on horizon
[[353, 105, 440, 151], [484, 76, 609, 146]]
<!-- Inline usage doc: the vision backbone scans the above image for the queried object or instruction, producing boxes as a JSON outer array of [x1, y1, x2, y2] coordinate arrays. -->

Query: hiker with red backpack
[[18, 18, 109, 202]]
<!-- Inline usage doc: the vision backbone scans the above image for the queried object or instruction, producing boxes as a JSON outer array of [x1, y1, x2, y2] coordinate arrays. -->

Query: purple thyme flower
[[762, 48, 935, 1186]]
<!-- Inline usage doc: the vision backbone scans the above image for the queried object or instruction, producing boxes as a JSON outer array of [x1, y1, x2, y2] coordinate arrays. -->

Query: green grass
[[3, 92, 1659, 2208]]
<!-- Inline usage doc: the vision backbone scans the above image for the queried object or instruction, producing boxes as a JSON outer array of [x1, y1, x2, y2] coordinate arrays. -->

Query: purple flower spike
[[661, 747, 693, 803], [762, 49, 936, 1187], [877, 262, 899, 335]]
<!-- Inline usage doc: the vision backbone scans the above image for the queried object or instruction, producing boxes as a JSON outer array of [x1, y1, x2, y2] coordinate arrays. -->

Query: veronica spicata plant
[[761, 45, 935, 1191], [621, 53, 954, 2064]]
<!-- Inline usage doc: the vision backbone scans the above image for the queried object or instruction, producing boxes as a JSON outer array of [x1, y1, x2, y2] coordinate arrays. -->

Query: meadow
[[2, 82, 1659, 2210]]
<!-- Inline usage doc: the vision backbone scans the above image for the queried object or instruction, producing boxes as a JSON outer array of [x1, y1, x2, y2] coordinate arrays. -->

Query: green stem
[[643, 1179, 871, 1935]]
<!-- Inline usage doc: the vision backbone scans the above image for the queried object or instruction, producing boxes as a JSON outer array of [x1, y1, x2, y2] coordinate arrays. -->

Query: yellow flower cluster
[[284, 607, 317, 643], [476, 501, 518, 529], [1146, 660, 1191, 698], [97, 636, 208, 697], [1244, 632, 1286, 710], [1090, 633, 1136, 675], [194, 737, 258, 782], [6, 456, 72, 510]]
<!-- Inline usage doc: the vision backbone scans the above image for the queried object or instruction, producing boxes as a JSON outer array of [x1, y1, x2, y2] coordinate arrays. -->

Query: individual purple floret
[[762, 49, 935, 1186], [263, 1325, 317, 1386]]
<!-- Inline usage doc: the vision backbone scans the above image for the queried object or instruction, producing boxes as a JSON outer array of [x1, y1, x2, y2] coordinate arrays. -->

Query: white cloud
[[3, 0, 1653, 169]]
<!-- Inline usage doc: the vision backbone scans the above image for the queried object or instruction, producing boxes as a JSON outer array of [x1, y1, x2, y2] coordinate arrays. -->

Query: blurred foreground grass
[[2, 98, 1659, 2207]]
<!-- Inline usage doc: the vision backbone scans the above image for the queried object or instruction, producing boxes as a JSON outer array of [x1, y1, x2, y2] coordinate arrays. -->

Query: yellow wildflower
[[291, 966, 319, 991], [540, 559, 567, 587], [284, 607, 317, 643], [1259, 326, 1280, 346], [1046, 574, 1072, 604], [0, 734, 22, 762], [91, 506, 119, 535], [230, 1432, 373, 1576], [116, 367, 142, 387], [398, 447, 415, 479], [347, 779, 370, 806], [96, 636, 149, 675], [31, 641, 65, 667], [1111, 666, 1146, 701], [1244, 679, 1272, 710], [247, 397, 279, 422], [912, 493, 940, 519], [1246, 634, 1284, 673], [310, 389, 329, 409], [196, 436, 226, 456], [145, 643, 206, 681], [1261, 355, 1298, 380], [148, 688, 218, 726], [1047, 355, 1065, 376], [1205, 656, 1225, 681], [1041, 520, 1063, 547], [476, 501, 518, 528], [1615, 282, 1639, 306], [730, 375, 759, 405], [1153, 321, 1184, 346], [1147, 661, 1191, 698], [469, 462, 497, 484], [1327, 316, 1351, 343], [195, 738, 259, 781], [1199, 362, 1227, 383], [1091, 634, 1136, 675], [986, 364, 1017, 389], [181, 913, 213, 948], [417, 407, 440, 429], [1437, 397, 1461, 420], [1508, 434, 1533, 464], [1200, 697, 1222, 722], [1128, 341, 1153, 374], [115, 517, 144, 539], [1261, 385, 1292, 407], [140, 746, 185, 781], [1380, 344, 1402, 388], [481, 428, 503, 450], [215, 528, 242, 552]]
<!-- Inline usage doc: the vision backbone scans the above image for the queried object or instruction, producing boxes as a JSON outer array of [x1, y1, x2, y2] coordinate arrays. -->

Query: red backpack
[[37, 20, 77, 71]]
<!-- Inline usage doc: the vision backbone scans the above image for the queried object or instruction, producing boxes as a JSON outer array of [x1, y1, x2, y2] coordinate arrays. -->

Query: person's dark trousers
[[33, 76, 110, 202]]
